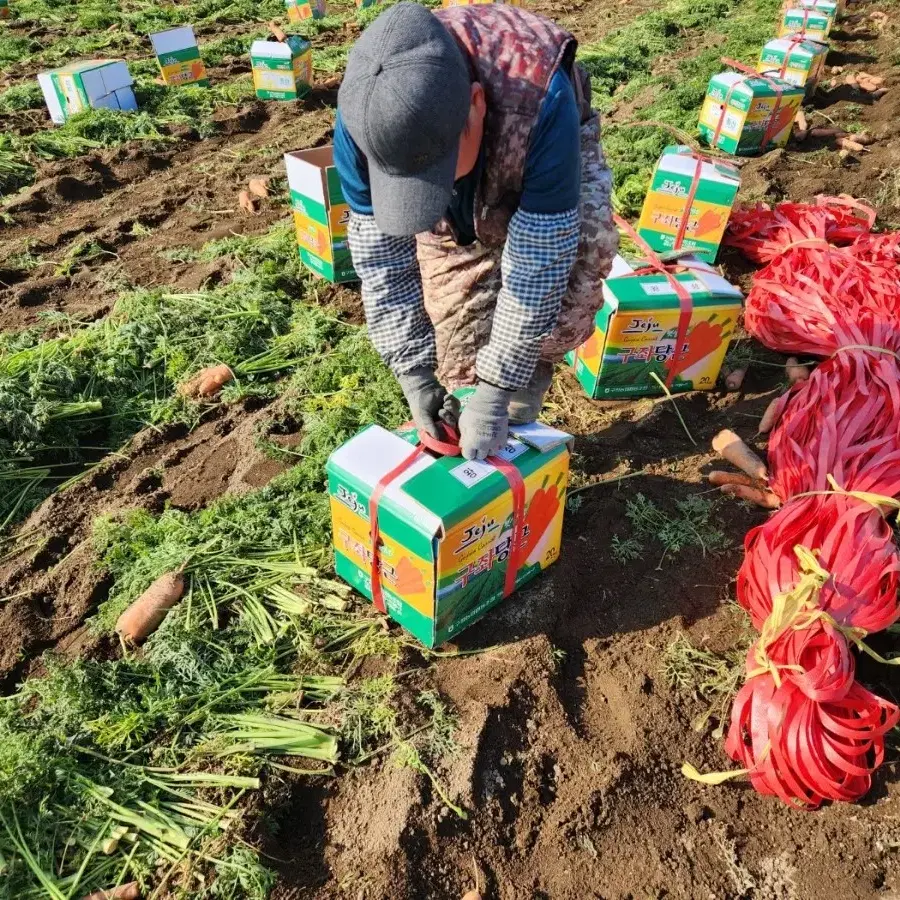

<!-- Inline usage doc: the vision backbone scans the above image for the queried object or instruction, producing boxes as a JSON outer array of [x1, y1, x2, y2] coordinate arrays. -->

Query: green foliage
[[0, 82, 43, 114]]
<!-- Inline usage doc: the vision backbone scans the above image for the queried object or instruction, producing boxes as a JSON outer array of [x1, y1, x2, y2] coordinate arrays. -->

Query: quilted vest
[[433, 5, 577, 248]]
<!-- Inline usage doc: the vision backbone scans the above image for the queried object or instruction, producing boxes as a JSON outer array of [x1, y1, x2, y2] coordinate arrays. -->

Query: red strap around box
[[714, 58, 787, 152], [614, 214, 696, 389], [368, 424, 526, 615]]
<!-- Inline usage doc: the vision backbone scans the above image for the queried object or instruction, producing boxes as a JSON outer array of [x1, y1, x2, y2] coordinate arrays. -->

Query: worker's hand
[[397, 368, 459, 440], [459, 381, 511, 461]]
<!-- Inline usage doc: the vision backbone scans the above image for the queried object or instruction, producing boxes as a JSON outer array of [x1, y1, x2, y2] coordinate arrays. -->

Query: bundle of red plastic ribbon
[[699, 197, 900, 808]]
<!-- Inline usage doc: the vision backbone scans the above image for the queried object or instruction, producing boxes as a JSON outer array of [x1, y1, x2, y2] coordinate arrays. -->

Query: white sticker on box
[[641, 280, 705, 297], [449, 460, 495, 488]]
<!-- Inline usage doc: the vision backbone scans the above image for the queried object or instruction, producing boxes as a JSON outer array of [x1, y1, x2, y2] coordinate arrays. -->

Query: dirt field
[[3, 0, 900, 897]]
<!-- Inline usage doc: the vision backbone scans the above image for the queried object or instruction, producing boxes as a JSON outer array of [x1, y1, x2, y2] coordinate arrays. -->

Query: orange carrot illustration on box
[[394, 555, 426, 596], [523, 474, 566, 566], [693, 209, 725, 238], [669, 318, 733, 380]]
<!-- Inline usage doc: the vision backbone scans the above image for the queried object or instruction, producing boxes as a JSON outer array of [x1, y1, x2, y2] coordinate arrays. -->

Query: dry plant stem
[[649, 372, 697, 446]]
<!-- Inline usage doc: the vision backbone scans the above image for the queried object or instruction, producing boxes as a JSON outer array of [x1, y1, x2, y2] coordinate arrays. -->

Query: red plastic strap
[[613, 214, 695, 388], [719, 58, 786, 151], [672, 154, 705, 252], [777, 34, 808, 79], [368, 424, 526, 615]]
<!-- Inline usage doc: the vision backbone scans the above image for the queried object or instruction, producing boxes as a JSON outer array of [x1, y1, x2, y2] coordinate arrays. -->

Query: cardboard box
[[150, 26, 209, 88], [285, 0, 327, 21], [779, 0, 836, 40], [636, 146, 740, 263], [565, 254, 743, 399], [284, 146, 356, 283], [328, 420, 571, 647], [0, 0, 10, 20], [698, 70, 804, 155], [250, 37, 312, 101], [37, 60, 136, 125], [757, 36, 828, 96]]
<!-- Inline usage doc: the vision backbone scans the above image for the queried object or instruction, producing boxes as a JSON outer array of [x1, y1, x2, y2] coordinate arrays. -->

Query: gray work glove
[[459, 381, 511, 461], [508, 360, 554, 425], [397, 368, 459, 440]]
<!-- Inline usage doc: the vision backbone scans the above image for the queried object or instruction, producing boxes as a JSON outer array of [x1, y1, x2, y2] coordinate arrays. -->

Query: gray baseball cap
[[338, 2, 471, 236]]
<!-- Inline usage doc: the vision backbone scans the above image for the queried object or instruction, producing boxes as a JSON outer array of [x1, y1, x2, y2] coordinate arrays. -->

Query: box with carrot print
[[636, 146, 740, 263], [698, 69, 804, 155], [757, 36, 828, 97], [327, 420, 572, 648], [150, 26, 209, 88], [0, 0, 9, 20], [565, 254, 742, 398], [780, 0, 837, 40], [285, 0, 327, 21]]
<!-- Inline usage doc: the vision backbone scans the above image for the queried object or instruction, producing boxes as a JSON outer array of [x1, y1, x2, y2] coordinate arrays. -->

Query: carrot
[[462, 893, 483, 900], [871, 88, 889, 99], [116, 571, 185, 644], [719, 483, 781, 509], [197, 363, 234, 396], [81, 884, 141, 900], [725, 365, 748, 391], [248, 177, 270, 199], [759, 396, 782, 434], [785, 357, 809, 384], [238, 190, 257, 215], [712, 429, 768, 482], [844, 73, 858, 87], [268, 21, 287, 42], [852, 133, 876, 145], [809, 127, 847, 138], [708, 470, 756, 488], [837, 137, 868, 153]]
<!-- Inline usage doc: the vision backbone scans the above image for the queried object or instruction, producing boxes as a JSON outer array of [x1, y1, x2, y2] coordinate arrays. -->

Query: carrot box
[[757, 36, 828, 97], [780, 0, 837, 40], [327, 420, 572, 648], [150, 26, 209, 88], [0, 1, 9, 19], [284, 146, 356, 283], [285, 0, 327, 20], [37, 60, 137, 125], [250, 36, 312, 101], [565, 254, 742, 398], [698, 70, 805, 155], [636, 146, 740, 263]]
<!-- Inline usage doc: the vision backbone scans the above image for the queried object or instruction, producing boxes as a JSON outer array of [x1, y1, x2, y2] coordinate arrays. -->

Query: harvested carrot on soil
[[718, 482, 781, 508], [81, 883, 141, 900], [837, 137, 868, 152], [809, 127, 846, 138], [707, 470, 756, 488], [758, 395, 783, 433], [248, 177, 271, 199], [268, 21, 287, 41], [724, 365, 748, 390], [116, 570, 186, 644], [238, 190, 257, 215], [711, 429, 768, 482], [784, 357, 809, 383]]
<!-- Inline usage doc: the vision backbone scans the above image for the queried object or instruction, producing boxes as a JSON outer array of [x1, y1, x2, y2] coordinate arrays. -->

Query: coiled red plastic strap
[[715, 58, 786, 150], [613, 214, 694, 388], [368, 424, 526, 615]]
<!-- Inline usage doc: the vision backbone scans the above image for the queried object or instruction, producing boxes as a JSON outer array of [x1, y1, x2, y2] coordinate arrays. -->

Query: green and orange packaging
[[284, 146, 356, 283], [250, 36, 312, 101], [327, 420, 572, 647], [698, 69, 805, 155], [285, 0, 327, 21], [757, 35, 828, 97], [636, 146, 741, 263], [0, 0, 10, 20], [150, 26, 209, 88], [779, 0, 837, 40], [565, 254, 742, 398]]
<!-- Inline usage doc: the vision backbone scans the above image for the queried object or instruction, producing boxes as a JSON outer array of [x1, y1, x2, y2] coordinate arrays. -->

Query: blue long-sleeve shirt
[[335, 68, 583, 389]]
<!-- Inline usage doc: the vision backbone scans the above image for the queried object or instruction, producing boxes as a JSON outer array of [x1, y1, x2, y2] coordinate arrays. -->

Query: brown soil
[[3, 0, 900, 898]]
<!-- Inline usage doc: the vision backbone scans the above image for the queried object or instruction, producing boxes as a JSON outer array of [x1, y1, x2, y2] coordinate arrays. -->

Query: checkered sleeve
[[347, 212, 437, 376], [476, 208, 580, 390]]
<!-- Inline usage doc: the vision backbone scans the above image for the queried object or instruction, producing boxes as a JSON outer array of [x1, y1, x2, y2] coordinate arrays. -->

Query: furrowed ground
[[2, 0, 900, 896]]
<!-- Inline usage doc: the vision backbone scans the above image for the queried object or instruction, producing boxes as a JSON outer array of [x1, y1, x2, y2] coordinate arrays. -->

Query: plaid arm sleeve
[[347, 213, 437, 376], [476, 208, 580, 390]]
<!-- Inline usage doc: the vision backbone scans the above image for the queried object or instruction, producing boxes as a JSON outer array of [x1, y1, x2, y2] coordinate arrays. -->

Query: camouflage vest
[[433, 5, 577, 248]]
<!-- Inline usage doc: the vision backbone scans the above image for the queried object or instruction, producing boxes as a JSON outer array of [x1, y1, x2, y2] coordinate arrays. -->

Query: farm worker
[[334, 2, 618, 460]]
